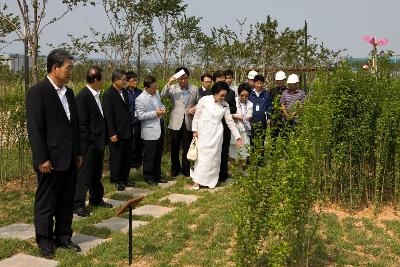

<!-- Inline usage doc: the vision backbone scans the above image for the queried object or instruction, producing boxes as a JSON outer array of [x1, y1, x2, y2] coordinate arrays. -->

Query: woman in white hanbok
[[229, 83, 253, 171], [191, 82, 242, 190]]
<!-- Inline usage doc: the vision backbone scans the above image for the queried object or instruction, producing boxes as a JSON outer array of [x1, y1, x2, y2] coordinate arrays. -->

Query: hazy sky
[[2, 0, 398, 58]]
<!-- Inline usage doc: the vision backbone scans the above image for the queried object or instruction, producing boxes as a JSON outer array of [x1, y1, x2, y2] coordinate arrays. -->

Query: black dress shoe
[[91, 200, 113, 208], [124, 181, 135, 187], [39, 245, 55, 258], [55, 240, 82, 252], [73, 206, 90, 217], [158, 178, 168, 183], [115, 183, 125, 191]]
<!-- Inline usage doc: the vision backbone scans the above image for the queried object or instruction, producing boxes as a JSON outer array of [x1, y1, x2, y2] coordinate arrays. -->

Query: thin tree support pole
[[303, 20, 308, 93], [137, 33, 141, 83], [129, 205, 133, 265]]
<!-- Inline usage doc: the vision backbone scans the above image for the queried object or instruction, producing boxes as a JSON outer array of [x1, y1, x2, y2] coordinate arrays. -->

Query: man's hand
[[167, 76, 177, 86], [193, 131, 198, 138], [76, 156, 83, 170], [39, 160, 53, 174], [188, 107, 196, 115], [156, 108, 166, 117], [110, 135, 118, 143]]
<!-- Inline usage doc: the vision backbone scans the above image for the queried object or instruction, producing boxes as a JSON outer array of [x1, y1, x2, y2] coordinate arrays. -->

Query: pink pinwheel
[[363, 35, 388, 46], [362, 35, 389, 73]]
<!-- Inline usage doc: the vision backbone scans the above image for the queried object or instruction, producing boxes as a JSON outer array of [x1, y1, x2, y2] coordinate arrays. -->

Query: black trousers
[[219, 121, 231, 182], [143, 125, 164, 183], [74, 145, 104, 209], [131, 124, 143, 167], [170, 122, 192, 177], [109, 139, 132, 184], [34, 161, 77, 248]]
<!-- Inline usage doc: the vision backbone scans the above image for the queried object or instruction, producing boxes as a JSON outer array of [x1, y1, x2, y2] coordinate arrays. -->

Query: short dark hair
[[86, 66, 103, 84], [111, 69, 125, 82], [238, 82, 252, 95], [200, 73, 212, 82], [143, 75, 156, 88], [254, 74, 265, 83], [212, 70, 225, 82], [224, 69, 234, 77], [125, 71, 138, 80], [211, 81, 229, 95], [174, 66, 189, 76], [47, 48, 73, 73]]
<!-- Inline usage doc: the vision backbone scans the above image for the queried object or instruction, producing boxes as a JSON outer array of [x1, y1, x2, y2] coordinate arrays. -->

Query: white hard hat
[[247, 70, 258, 80], [287, 74, 300, 84], [275, 71, 286, 81]]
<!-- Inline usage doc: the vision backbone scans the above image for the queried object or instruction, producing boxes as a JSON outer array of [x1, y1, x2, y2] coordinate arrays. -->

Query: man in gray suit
[[161, 67, 199, 177], [135, 75, 167, 185]]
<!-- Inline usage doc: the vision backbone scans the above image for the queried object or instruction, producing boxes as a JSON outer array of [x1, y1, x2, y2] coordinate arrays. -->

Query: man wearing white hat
[[246, 70, 258, 89], [269, 71, 287, 136], [280, 74, 306, 126]]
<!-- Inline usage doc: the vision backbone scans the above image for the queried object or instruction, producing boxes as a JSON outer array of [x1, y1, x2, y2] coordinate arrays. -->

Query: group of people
[[25, 48, 306, 257]]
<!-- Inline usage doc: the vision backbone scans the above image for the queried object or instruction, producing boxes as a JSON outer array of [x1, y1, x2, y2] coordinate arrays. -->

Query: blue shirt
[[248, 89, 272, 127], [126, 87, 143, 126]]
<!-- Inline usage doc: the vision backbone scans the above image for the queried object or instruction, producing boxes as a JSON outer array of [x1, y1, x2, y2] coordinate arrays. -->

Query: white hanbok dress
[[191, 95, 241, 188], [229, 98, 253, 160]]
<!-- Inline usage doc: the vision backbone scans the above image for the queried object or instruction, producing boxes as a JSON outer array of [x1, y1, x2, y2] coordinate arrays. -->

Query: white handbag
[[187, 137, 198, 161]]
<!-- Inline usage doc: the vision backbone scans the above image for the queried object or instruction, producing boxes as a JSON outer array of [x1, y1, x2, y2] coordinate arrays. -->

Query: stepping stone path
[[158, 180, 177, 189], [71, 233, 108, 253], [0, 223, 35, 240], [0, 178, 213, 265], [94, 217, 148, 233], [120, 187, 154, 197], [160, 194, 198, 204], [132, 205, 174, 218], [0, 253, 59, 267]]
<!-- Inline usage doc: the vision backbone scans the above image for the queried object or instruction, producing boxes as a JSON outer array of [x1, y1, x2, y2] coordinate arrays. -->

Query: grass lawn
[[1, 157, 400, 266]]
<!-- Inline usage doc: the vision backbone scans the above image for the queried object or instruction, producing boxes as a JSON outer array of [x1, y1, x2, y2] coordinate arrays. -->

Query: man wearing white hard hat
[[246, 70, 258, 88], [280, 74, 306, 126], [269, 71, 287, 136]]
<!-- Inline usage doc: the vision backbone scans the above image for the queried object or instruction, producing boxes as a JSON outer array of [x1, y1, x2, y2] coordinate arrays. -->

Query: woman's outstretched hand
[[193, 131, 198, 138]]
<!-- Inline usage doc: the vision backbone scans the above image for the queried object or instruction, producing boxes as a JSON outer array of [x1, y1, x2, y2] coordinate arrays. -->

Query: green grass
[[2, 155, 400, 266], [309, 213, 400, 266]]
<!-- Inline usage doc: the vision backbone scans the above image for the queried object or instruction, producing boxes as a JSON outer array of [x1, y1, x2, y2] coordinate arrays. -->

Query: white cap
[[275, 71, 286, 81], [287, 74, 300, 84], [247, 70, 258, 80]]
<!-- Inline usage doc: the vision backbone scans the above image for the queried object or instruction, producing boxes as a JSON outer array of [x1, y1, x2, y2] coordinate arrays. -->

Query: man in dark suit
[[198, 73, 212, 98], [26, 49, 82, 257], [212, 70, 237, 182], [125, 71, 143, 169], [103, 69, 133, 191], [73, 66, 112, 217]]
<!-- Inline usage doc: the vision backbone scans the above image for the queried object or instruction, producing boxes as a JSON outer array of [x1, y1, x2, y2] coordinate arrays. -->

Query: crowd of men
[[25, 48, 306, 257]]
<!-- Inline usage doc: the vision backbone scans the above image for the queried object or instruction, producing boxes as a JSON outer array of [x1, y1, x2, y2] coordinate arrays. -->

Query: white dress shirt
[[87, 85, 103, 116], [48, 76, 70, 121]]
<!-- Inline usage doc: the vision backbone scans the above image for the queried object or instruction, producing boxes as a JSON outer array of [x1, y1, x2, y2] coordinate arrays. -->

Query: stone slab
[[0, 224, 35, 240], [160, 194, 198, 204], [94, 217, 148, 233], [0, 254, 59, 267], [73, 214, 87, 221], [158, 180, 177, 189], [132, 205, 174, 218], [120, 187, 154, 197], [71, 233, 108, 253]]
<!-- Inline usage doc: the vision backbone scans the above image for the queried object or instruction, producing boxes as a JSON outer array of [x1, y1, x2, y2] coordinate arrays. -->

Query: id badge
[[256, 104, 260, 112]]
